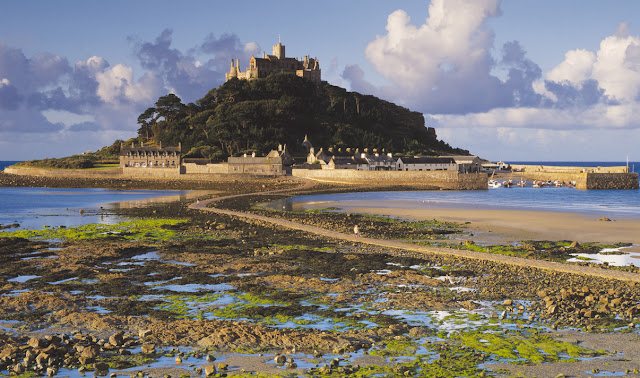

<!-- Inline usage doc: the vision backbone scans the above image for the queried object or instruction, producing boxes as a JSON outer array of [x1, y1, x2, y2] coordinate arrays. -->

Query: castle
[[225, 41, 321, 84]]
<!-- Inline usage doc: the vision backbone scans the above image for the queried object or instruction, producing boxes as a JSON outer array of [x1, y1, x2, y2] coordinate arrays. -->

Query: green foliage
[[131, 73, 467, 157], [16, 157, 94, 169]]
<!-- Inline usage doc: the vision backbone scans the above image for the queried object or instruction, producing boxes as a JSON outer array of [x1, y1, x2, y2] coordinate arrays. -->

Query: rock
[[286, 361, 298, 369], [46, 367, 57, 376], [205, 354, 215, 363], [141, 344, 156, 354], [94, 362, 109, 372], [138, 329, 152, 339], [274, 355, 286, 365], [217, 363, 228, 371], [499, 310, 507, 320], [81, 344, 100, 360], [318, 365, 331, 374], [175, 356, 182, 364], [109, 331, 125, 347], [503, 299, 513, 306], [28, 337, 47, 349], [569, 241, 580, 248], [598, 217, 612, 221], [204, 365, 216, 376]]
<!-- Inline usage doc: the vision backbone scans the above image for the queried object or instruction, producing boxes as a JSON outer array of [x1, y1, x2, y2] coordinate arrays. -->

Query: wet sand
[[301, 201, 640, 244]]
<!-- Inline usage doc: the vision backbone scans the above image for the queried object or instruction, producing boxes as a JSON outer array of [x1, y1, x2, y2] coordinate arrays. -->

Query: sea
[[1, 161, 639, 231], [0, 161, 188, 230], [270, 161, 640, 219]]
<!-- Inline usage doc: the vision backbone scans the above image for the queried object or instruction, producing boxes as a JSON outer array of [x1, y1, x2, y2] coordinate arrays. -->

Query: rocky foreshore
[[1, 175, 640, 377]]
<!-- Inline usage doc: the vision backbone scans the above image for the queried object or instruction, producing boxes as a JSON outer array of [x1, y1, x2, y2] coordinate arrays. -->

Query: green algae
[[0, 218, 208, 241], [453, 331, 607, 365]]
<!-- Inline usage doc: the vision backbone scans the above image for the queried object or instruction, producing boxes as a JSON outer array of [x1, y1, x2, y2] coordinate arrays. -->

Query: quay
[[509, 164, 639, 190]]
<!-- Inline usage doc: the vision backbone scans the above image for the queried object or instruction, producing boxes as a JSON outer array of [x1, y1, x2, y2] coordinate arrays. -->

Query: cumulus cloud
[[132, 29, 258, 102], [344, 0, 546, 114], [342, 0, 640, 142]]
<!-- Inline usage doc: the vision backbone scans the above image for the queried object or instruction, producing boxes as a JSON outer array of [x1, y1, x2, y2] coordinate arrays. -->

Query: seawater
[[0, 187, 187, 230], [0, 161, 21, 171], [270, 161, 640, 219]]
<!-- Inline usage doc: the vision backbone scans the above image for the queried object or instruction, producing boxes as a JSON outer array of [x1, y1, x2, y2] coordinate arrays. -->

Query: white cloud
[[0, 78, 9, 87], [546, 49, 595, 86], [95, 64, 161, 104], [365, 0, 501, 92]]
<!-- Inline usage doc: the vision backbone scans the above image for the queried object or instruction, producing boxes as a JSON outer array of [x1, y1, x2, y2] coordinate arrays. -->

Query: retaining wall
[[510, 165, 638, 189], [292, 169, 487, 190], [4, 167, 121, 178], [121, 167, 181, 178], [183, 163, 229, 174], [586, 173, 639, 189]]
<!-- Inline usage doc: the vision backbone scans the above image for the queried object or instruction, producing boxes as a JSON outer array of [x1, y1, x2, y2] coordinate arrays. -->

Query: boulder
[[109, 331, 125, 347], [204, 365, 216, 376]]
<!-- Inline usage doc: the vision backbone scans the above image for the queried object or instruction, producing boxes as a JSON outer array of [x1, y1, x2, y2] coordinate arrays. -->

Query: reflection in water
[[110, 190, 218, 209]]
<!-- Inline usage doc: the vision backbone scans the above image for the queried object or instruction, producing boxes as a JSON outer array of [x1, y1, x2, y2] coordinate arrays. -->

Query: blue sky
[[1, 0, 640, 161]]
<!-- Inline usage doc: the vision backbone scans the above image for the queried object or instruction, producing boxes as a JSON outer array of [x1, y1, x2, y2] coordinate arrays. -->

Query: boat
[[488, 179, 502, 188], [488, 170, 502, 188], [516, 172, 526, 187], [554, 180, 563, 187], [502, 179, 514, 188]]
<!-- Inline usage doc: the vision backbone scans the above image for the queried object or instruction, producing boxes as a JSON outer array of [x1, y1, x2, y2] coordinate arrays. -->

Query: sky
[[1, 0, 640, 162]]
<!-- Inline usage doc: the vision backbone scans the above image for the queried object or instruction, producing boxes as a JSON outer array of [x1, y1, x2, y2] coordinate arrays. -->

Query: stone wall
[[183, 163, 229, 174], [511, 164, 629, 174], [586, 173, 639, 189], [509, 165, 638, 189], [292, 169, 487, 190], [121, 167, 181, 178], [4, 167, 121, 178]]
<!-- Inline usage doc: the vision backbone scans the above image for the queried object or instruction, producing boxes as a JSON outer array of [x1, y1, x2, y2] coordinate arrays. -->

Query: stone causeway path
[[190, 180, 640, 283]]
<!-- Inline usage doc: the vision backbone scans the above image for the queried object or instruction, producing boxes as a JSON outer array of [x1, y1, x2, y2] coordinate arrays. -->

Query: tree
[[137, 107, 156, 141], [155, 94, 186, 124]]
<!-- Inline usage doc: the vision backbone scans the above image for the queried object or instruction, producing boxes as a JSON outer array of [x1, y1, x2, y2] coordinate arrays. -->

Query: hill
[[134, 73, 469, 161], [18, 74, 471, 169]]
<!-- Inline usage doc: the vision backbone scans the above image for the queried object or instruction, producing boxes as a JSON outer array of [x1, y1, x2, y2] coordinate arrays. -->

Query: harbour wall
[[4, 167, 122, 178], [510, 165, 638, 189], [291, 169, 487, 190]]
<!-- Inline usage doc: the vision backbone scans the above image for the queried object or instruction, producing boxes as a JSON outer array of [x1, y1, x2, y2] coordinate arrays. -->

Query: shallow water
[[266, 187, 640, 219], [567, 245, 640, 267], [0, 187, 189, 231]]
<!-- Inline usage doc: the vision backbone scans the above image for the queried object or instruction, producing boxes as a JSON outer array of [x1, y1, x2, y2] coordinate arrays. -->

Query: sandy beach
[[298, 200, 640, 245]]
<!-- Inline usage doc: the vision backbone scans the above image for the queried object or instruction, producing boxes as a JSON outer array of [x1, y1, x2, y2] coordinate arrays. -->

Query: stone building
[[119, 143, 181, 169], [227, 147, 292, 176], [439, 155, 482, 173], [396, 157, 457, 172], [225, 41, 321, 84]]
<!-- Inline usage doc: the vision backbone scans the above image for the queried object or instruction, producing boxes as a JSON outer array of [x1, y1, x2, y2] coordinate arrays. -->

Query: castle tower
[[273, 42, 285, 59]]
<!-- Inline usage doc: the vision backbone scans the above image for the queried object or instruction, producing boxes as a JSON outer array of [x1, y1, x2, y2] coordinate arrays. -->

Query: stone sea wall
[[183, 163, 229, 174], [122, 167, 181, 178], [510, 165, 638, 189], [291, 169, 487, 190], [4, 167, 121, 178], [586, 173, 640, 190]]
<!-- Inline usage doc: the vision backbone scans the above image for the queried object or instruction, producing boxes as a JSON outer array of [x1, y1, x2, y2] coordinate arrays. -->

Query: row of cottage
[[119, 143, 482, 175], [306, 147, 481, 173]]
